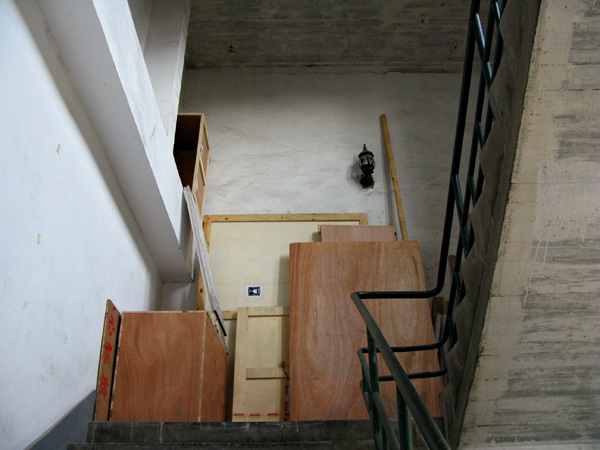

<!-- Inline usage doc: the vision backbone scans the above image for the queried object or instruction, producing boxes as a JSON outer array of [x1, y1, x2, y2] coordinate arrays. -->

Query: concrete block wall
[[459, 0, 600, 447]]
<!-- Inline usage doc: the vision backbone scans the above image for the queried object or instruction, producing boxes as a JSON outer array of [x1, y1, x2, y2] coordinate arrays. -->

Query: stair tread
[[69, 442, 375, 449], [87, 420, 374, 444]]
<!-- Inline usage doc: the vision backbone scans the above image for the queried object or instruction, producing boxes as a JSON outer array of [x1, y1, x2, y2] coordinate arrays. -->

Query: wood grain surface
[[200, 314, 227, 421], [110, 311, 226, 422], [232, 307, 290, 422], [93, 300, 121, 421], [320, 225, 396, 242], [289, 241, 441, 420]]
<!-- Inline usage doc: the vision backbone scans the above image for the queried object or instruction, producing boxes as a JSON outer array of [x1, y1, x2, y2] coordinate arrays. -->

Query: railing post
[[368, 330, 385, 449], [397, 387, 412, 450]]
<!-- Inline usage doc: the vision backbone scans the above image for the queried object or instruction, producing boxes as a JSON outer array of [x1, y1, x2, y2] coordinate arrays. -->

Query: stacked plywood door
[[110, 311, 226, 422], [289, 241, 442, 420]]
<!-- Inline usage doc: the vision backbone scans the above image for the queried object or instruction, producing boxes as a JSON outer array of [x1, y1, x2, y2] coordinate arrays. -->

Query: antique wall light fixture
[[358, 144, 375, 188]]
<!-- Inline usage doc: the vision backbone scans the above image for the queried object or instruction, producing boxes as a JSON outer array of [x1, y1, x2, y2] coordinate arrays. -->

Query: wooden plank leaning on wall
[[289, 241, 442, 420], [232, 306, 290, 422], [110, 311, 226, 422], [93, 300, 121, 421], [381, 114, 409, 241]]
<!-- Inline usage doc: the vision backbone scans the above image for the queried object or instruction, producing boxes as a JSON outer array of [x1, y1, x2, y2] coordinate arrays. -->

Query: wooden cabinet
[[110, 311, 226, 422], [174, 113, 210, 217]]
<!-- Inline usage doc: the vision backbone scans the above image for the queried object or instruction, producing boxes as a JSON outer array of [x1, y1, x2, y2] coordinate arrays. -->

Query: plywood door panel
[[110, 311, 226, 422], [289, 241, 442, 421], [232, 307, 290, 422], [320, 225, 397, 242]]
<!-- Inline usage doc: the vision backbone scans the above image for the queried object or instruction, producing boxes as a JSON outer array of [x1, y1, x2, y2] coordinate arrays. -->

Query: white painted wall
[[128, 0, 154, 52], [37, 0, 192, 281], [180, 67, 465, 289], [0, 2, 161, 448], [145, 0, 191, 140]]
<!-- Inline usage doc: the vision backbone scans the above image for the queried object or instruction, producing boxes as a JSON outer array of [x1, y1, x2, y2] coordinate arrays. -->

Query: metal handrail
[[353, 293, 450, 450], [351, 1, 506, 448]]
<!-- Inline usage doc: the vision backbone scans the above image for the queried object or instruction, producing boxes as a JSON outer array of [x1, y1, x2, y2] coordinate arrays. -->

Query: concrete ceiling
[[186, 1, 472, 71]]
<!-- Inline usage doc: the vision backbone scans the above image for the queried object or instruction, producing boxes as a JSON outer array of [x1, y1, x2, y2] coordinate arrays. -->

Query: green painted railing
[[353, 293, 450, 450], [352, 0, 506, 448]]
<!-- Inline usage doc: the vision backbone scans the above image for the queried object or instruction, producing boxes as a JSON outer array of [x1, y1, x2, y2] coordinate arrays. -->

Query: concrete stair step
[[68, 442, 374, 449], [83, 421, 374, 445], [68, 418, 442, 449]]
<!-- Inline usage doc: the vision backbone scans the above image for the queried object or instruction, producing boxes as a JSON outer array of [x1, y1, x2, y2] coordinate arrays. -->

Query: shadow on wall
[[29, 391, 95, 450], [16, 1, 159, 291]]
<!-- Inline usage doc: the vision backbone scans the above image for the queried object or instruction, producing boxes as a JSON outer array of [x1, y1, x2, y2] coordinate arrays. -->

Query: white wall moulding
[[36, 0, 192, 281]]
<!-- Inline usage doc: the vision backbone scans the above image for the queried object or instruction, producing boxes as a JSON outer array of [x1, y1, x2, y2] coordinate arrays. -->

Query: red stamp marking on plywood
[[108, 315, 116, 336], [267, 413, 279, 417], [99, 373, 109, 399], [249, 413, 261, 418], [103, 342, 113, 364]]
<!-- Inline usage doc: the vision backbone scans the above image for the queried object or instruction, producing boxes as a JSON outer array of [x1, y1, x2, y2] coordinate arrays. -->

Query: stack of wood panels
[[289, 240, 442, 420]]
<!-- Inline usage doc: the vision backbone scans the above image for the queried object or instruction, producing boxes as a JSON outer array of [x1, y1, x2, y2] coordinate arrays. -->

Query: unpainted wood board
[[232, 307, 290, 422], [184, 187, 226, 339], [231, 308, 248, 422], [206, 213, 368, 225], [197, 214, 365, 311], [289, 241, 442, 421], [110, 311, 221, 422], [320, 225, 396, 242], [222, 306, 289, 420], [207, 219, 363, 311], [223, 316, 237, 421], [381, 114, 409, 241], [192, 113, 209, 191], [93, 300, 121, 421], [198, 113, 210, 186], [200, 315, 227, 421]]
